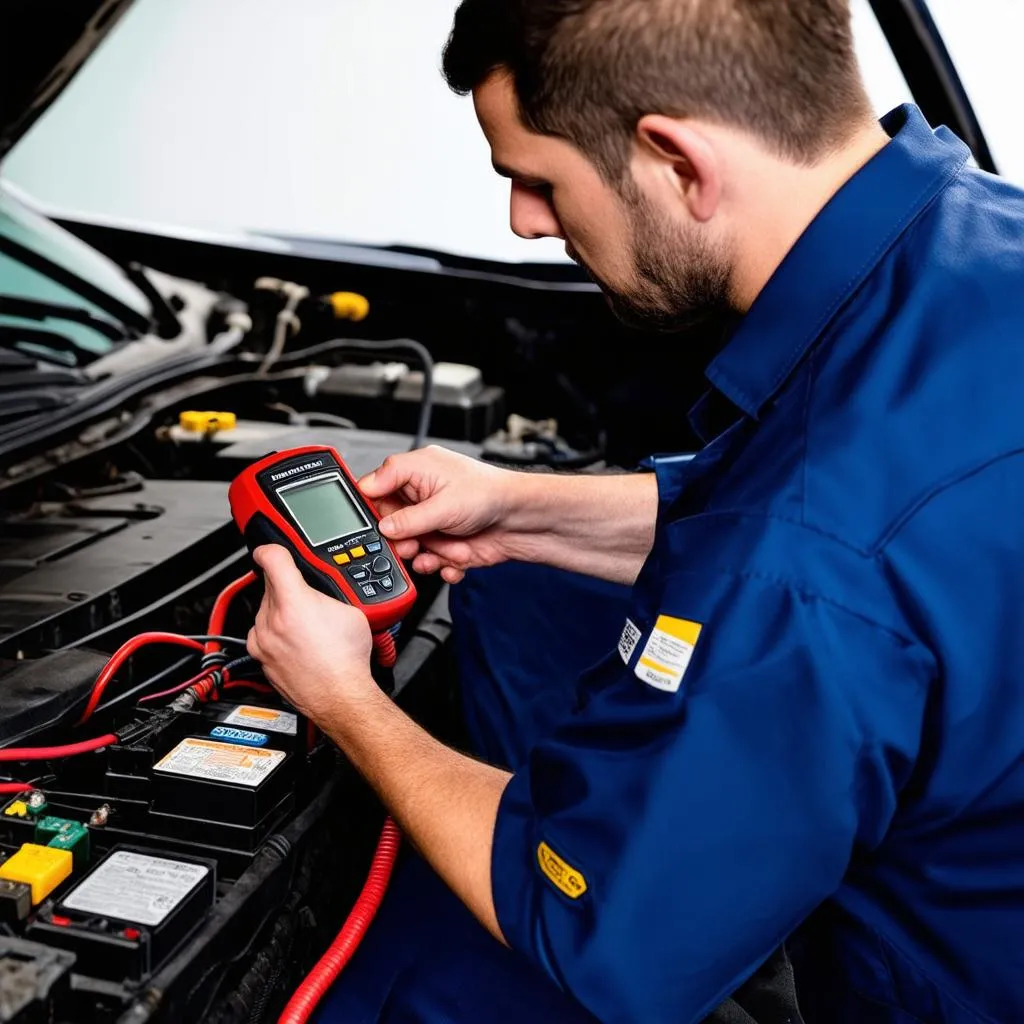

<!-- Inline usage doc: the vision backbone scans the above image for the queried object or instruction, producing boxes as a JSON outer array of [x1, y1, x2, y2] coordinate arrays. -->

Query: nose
[[510, 182, 564, 241]]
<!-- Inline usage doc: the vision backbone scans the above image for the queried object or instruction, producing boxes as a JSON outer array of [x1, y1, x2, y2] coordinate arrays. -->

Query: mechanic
[[245, 0, 1024, 1021]]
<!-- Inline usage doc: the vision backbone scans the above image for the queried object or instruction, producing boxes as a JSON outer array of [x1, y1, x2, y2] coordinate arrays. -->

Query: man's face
[[473, 72, 735, 332]]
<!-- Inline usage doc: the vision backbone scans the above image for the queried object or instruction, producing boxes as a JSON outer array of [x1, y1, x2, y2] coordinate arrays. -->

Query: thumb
[[378, 494, 454, 541], [358, 453, 415, 500], [253, 545, 306, 601]]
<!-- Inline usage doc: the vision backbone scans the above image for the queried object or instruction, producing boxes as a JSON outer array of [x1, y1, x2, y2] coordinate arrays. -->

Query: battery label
[[222, 705, 298, 736], [209, 726, 269, 747], [154, 738, 285, 788], [61, 851, 209, 927]]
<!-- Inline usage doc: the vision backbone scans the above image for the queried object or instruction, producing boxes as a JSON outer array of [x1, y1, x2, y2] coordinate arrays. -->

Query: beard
[[569, 188, 736, 335]]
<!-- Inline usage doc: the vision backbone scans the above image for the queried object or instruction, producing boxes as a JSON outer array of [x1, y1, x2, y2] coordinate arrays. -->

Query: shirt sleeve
[[490, 523, 933, 1024]]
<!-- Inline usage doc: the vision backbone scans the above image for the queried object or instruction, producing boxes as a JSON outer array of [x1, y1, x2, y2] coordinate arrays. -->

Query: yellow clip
[[3, 801, 27, 818], [0, 844, 73, 904], [179, 411, 238, 434], [327, 292, 370, 322]]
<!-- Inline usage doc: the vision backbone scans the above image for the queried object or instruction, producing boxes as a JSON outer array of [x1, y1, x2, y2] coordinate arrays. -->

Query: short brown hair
[[442, 0, 872, 181]]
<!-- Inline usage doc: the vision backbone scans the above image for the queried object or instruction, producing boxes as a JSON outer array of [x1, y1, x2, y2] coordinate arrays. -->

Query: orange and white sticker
[[223, 705, 297, 735], [537, 841, 588, 899], [154, 738, 285, 787], [635, 615, 702, 693]]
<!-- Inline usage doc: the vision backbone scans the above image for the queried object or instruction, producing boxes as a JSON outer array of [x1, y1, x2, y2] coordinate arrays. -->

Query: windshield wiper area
[[0, 348, 86, 425], [0, 295, 131, 342]]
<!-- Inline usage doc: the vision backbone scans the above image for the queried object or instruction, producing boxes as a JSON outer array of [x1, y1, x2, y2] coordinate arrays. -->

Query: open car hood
[[0, 0, 137, 163]]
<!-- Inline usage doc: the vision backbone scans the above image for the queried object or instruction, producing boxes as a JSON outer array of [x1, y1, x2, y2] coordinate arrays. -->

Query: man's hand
[[246, 544, 375, 724], [360, 444, 660, 588], [245, 542, 510, 947], [359, 445, 521, 584]]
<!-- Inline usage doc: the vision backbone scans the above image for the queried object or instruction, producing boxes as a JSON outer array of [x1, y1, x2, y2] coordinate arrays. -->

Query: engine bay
[[0, 206, 719, 1021]]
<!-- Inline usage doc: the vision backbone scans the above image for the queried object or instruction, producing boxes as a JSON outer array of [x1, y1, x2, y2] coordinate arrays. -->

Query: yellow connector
[[0, 843, 73, 904], [3, 801, 27, 818], [327, 292, 370, 322], [178, 411, 238, 434]]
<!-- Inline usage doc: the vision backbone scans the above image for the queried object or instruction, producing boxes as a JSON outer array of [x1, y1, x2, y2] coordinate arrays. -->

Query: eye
[[524, 179, 554, 200]]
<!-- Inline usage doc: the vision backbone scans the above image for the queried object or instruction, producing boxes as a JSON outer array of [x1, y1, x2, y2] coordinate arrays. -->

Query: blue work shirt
[[490, 104, 1024, 1024]]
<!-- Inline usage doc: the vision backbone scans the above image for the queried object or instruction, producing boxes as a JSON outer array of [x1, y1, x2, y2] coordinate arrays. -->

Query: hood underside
[[1, 0, 136, 163]]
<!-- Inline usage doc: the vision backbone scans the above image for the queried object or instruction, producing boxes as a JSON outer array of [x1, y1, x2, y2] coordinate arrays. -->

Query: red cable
[[80, 633, 205, 724], [207, 572, 257, 656], [221, 680, 274, 696], [0, 734, 117, 762], [277, 817, 402, 1024], [371, 631, 398, 669], [138, 667, 223, 705], [0, 783, 33, 794]]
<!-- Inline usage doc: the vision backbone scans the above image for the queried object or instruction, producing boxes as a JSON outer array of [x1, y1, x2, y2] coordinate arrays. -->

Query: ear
[[635, 115, 721, 222]]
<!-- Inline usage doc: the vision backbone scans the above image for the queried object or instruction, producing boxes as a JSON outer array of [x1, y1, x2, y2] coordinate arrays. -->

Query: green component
[[34, 817, 90, 868]]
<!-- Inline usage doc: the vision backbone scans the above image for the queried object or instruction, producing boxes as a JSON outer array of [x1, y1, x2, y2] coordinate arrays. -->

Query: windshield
[[923, 0, 1022, 182], [0, 0, 982, 265]]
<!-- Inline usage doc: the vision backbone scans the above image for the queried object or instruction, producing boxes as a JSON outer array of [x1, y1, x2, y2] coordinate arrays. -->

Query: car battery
[[150, 731, 295, 828], [27, 846, 215, 984]]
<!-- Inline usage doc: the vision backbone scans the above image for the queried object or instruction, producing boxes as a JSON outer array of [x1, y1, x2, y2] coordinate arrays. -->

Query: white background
[[2, 0, 1017, 264]]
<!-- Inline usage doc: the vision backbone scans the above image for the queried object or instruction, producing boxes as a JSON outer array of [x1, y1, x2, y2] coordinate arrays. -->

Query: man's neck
[[729, 123, 892, 311]]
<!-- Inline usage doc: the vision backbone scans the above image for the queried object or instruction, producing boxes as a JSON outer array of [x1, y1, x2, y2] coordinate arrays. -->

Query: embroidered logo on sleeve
[[635, 615, 703, 693], [537, 841, 588, 899], [617, 618, 642, 664]]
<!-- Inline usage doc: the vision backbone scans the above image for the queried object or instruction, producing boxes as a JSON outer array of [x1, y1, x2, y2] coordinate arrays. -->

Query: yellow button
[[333, 553, 351, 565], [349, 546, 366, 559], [0, 844, 73, 904], [4, 801, 27, 818]]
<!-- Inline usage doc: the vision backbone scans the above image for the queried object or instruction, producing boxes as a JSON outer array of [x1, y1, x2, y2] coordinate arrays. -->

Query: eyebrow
[[492, 161, 551, 192]]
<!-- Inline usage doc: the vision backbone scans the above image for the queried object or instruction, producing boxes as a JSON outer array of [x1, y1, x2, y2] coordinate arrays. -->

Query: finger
[[358, 453, 416, 499], [392, 538, 421, 560], [246, 625, 261, 661], [412, 551, 444, 575], [253, 545, 306, 603], [379, 494, 454, 542], [420, 536, 474, 568], [440, 566, 465, 585]]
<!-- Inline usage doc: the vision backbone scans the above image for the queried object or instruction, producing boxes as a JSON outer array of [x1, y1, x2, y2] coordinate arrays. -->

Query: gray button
[[361, 583, 377, 598], [371, 555, 392, 574], [378, 575, 394, 591]]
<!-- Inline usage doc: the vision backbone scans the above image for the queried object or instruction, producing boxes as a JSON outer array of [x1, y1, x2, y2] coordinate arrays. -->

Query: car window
[[3, 0, 921, 266], [923, 0, 1023, 182]]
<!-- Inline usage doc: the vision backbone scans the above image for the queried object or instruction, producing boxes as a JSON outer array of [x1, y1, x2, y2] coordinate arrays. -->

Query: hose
[[276, 818, 401, 1024], [0, 782, 33, 794]]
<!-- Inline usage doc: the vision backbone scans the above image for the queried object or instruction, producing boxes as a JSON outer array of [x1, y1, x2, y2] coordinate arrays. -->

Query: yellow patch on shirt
[[537, 841, 588, 899], [635, 615, 703, 693]]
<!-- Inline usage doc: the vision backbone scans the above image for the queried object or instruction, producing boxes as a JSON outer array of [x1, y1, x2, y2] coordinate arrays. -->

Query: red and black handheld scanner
[[228, 445, 416, 632]]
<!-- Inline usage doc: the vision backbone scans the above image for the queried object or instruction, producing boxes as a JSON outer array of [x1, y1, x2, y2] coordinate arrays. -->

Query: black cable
[[249, 337, 435, 450], [323, 338, 435, 451]]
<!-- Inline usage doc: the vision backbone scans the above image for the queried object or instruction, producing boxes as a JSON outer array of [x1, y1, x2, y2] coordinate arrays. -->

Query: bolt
[[27, 791, 46, 810], [90, 804, 111, 827]]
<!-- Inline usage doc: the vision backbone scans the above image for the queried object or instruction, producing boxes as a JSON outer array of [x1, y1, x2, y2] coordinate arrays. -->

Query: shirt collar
[[704, 104, 972, 420]]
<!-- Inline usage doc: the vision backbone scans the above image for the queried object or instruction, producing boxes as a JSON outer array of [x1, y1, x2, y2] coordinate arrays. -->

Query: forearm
[[324, 685, 511, 943], [502, 470, 658, 585]]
